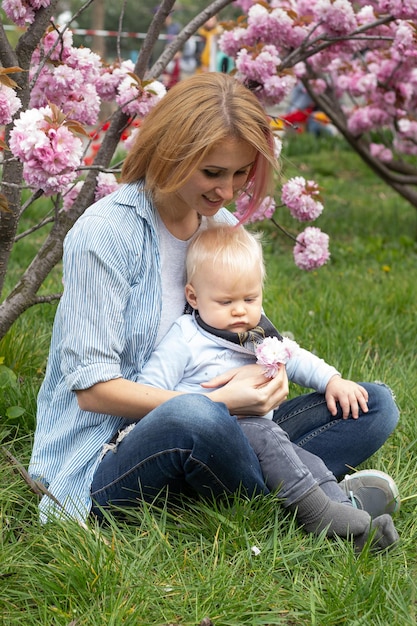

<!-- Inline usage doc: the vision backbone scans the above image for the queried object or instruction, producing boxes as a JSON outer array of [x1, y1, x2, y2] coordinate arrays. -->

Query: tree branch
[[148, 0, 234, 79]]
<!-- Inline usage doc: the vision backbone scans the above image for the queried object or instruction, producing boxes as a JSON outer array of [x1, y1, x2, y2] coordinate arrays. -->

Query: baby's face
[[188, 265, 263, 333]]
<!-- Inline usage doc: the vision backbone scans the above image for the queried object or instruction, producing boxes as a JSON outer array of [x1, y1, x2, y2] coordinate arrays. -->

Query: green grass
[[1, 134, 417, 625]]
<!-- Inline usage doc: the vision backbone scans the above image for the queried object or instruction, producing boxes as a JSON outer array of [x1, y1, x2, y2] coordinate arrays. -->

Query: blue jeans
[[91, 394, 267, 518], [273, 382, 399, 477], [91, 382, 399, 518]]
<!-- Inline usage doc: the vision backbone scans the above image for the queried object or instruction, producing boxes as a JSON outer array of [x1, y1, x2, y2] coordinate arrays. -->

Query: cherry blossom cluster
[[30, 28, 102, 126], [97, 61, 167, 117], [220, 1, 417, 157], [63, 173, 119, 212], [0, 84, 21, 126], [281, 177, 323, 222], [256, 336, 300, 378], [234, 177, 328, 270], [293, 227, 330, 271], [9, 106, 83, 195], [2, 21, 165, 206], [234, 193, 276, 224], [3, 0, 50, 27], [116, 75, 167, 118], [2, 2, 331, 272]]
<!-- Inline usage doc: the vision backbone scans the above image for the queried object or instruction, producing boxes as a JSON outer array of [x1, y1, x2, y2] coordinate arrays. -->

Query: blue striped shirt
[[28, 181, 235, 521]]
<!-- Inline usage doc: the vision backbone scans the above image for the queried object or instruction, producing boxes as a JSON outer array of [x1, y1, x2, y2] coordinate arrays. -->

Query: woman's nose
[[215, 178, 235, 202]]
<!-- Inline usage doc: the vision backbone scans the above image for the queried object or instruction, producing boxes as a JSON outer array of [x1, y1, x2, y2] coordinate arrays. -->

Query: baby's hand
[[325, 375, 369, 419]]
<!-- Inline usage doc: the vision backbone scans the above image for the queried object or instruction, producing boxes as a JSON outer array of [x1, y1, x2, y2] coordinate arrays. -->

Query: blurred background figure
[[286, 81, 336, 137], [180, 36, 198, 78], [161, 12, 182, 89], [196, 16, 222, 72], [196, 16, 234, 74]]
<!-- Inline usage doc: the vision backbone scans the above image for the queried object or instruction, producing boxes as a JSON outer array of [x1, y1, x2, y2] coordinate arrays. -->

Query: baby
[[137, 224, 399, 551]]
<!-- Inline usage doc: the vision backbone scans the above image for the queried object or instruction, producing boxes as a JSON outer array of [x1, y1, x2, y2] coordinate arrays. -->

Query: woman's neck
[[155, 192, 200, 241]]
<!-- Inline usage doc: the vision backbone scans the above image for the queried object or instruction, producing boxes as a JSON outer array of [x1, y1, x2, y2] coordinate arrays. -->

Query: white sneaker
[[339, 469, 400, 518]]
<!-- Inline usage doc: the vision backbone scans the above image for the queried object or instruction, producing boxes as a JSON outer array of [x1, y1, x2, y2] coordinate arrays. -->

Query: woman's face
[[176, 138, 257, 218]]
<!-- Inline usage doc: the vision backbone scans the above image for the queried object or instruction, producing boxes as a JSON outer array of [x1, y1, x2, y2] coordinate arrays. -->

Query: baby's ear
[[185, 283, 198, 309]]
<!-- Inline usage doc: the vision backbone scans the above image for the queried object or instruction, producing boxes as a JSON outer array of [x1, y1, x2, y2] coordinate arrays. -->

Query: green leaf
[[0, 365, 17, 389], [5, 406, 25, 419]]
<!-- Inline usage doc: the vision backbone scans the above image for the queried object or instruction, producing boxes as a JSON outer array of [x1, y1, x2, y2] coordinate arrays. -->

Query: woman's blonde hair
[[121, 73, 278, 222], [186, 223, 265, 285]]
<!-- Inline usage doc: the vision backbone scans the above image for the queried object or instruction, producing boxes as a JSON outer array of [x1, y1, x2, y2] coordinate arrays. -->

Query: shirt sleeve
[[60, 214, 132, 391], [286, 347, 340, 393]]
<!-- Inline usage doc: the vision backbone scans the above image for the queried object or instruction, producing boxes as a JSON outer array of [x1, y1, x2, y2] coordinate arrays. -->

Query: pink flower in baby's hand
[[255, 336, 299, 378]]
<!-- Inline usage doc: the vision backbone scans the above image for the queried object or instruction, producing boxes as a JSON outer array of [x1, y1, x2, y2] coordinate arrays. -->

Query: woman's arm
[[76, 378, 183, 419], [77, 363, 288, 420]]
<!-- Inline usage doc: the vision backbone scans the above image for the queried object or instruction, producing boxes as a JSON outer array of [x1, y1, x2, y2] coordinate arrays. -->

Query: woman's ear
[[185, 283, 198, 309]]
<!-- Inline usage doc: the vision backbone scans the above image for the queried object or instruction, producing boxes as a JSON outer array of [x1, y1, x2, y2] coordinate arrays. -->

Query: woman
[[28, 73, 399, 523]]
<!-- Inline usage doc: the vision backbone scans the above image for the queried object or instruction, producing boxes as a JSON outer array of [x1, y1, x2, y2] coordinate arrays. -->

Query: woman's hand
[[325, 375, 369, 419], [201, 363, 289, 416]]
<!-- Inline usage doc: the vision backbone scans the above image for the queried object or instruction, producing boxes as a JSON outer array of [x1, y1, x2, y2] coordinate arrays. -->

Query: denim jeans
[[91, 394, 268, 518], [239, 418, 347, 507], [91, 382, 399, 518], [273, 382, 399, 477]]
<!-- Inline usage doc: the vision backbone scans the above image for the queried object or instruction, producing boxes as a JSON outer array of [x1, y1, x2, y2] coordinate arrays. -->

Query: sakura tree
[[7, 0, 416, 339], [0, 0, 237, 339], [222, 0, 417, 209]]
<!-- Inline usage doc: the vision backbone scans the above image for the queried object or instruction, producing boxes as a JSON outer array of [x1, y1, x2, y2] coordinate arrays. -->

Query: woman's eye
[[203, 170, 220, 178]]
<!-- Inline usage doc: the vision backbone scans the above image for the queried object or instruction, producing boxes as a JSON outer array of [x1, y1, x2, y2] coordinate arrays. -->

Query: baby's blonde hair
[[186, 223, 265, 285]]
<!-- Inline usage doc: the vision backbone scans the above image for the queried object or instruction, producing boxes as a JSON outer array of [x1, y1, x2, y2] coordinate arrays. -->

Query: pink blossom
[[246, 4, 307, 48], [94, 172, 119, 201], [62, 172, 119, 210], [394, 118, 417, 155], [262, 75, 296, 105], [96, 61, 134, 100], [379, 0, 417, 19], [273, 135, 283, 160], [256, 336, 300, 378], [235, 46, 281, 85], [310, 78, 327, 95], [116, 78, 166, 118], [122, 126, 140, 152], [0, 85, 22, 125], [9, 106, 83, 196], [62, 180, 84, 212], [293, 227, 330, 271], [35, 28, 73, 63], [3, 0, 49, 26], [347, 106, 390, 135], [218, 28, 252, 58], [3, 0, 35, 26], [314, 0, 357, 36], [30, 33, 102, 125], [234, 194, 276, 224], [370, 143, 393, 162], [281, 177, 323, 222], [233, 0, 256, 12]]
